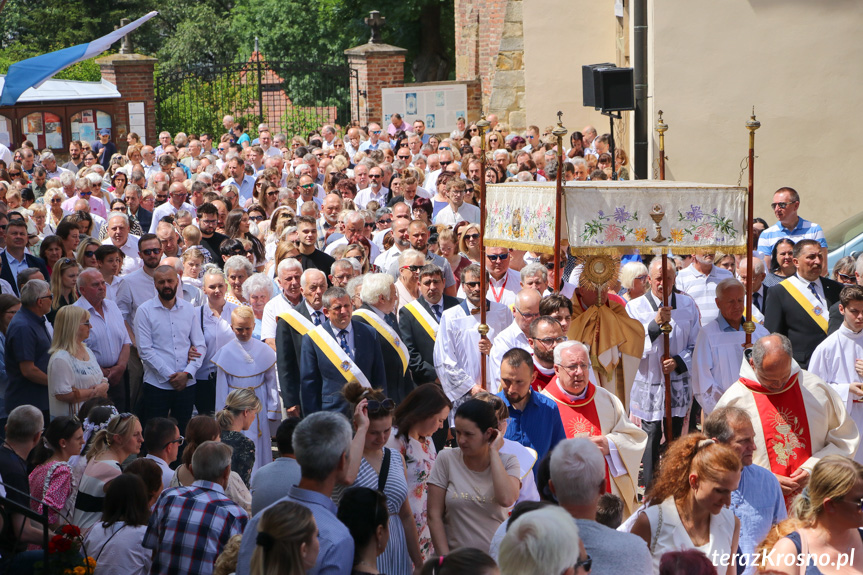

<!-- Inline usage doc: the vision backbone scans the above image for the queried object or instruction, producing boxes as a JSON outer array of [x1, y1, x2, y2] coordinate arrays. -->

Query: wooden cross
[[365, 11, 386, 44]]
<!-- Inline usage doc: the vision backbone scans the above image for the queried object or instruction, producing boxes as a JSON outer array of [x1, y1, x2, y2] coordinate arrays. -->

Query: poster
[[79, 124, 96, 144], [82, 110, 94, 124], [45, 130, 63, 149], [96, 111, 112, 131], [382, 84, 468, 134], [25, 134, 39, 147], [71, 122, 80, 142], [25, 114, 42, 134]]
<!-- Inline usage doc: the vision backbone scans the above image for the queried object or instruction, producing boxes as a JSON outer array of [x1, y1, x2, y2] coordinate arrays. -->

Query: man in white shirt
[[149, 182, 196, 233], [375, 216, 411, 273], [433, 178, 480, 226], [354, 165, 389, 209], [262, 258, 305, 351], [143, 417, 182, 489], [258, 130, 281, 158], [134, 265, 205, 434], [675, 252, 733, 326], [40, 152, 70, 181], [75, 269, 132, 410], [490, 288, 541, 387], [423, 149, 455, 193], [458, 246, 520, 308], [102, 212, 142, 276], [325, 211, 380, 262]]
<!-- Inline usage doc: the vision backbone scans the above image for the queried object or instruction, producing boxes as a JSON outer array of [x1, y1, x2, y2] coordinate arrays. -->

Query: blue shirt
[[730, 464, 787, 575], [498, 389, 567, 462], [236, 485, 354, 575], [717, 315, 745, 332], [757, 216, 827, 256], [5, 306, 51, 412]]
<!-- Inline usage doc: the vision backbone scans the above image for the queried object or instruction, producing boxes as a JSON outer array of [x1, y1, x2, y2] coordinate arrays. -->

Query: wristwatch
[[184, 372, 192, 380]]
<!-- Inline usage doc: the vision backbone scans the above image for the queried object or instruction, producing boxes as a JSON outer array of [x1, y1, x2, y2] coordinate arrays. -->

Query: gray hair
[[715, 277, 744, 300], [360, 273, 394, 306], [397, 248, 424, 267], [243, 273, 273, 300], [520, 262, 548, 284], [331, 258, 358, 276], [570, 157, 587, 169], [703, 406, 752, 444], [499, 507, 582, 575], [322, 286, 350, 309], [553, 340, 590, 366], [40, 152, 56, 164], [224, 255, 254, 276], [619, 261, 648, 290], [300, 268, 326, 289], [343, 211, 365, 226], [76, 268, 103, 290], [191, 441, 233, 482], [175, 209, 192, 220], [107, 211, 129, 227], [20, 279, 50, 307], [550, 438, 606, 505], [346, 275, 365, 300], [86, 172, 102, 187], [751, 334, 793, 370], [292, 412, 352, 481], [59, 171, 75, 187], [6, 405, 43, 442], [277, 257, 303, 276]]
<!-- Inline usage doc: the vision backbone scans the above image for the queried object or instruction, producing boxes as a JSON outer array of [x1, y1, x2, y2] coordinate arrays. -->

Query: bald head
[[749, 334, 794, 391], [514, 288, 542, 333]]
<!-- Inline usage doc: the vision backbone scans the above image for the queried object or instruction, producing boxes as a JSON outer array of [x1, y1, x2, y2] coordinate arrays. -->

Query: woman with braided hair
[[630, 432, 741, 575], [250, 500, 319, 575]]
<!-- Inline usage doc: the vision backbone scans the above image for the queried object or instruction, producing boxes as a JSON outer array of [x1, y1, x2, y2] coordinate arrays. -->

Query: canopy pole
[[743, 109, 761, 348], [477, 114, 491, 390], [552, 113, 568, 292], [655, 112, 674, 443]]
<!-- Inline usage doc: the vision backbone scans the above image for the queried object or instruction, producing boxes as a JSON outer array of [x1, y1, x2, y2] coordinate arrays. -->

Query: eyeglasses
[[489, 138, 499, 143], [84, 250, 97, 258], [771, 201, 797, 210], [635, 274, 649, 282], [574, 555, 592, 572], [516, 308, 540, 321], [229, 247, 247, 255], [164, 436, 185, 448], [487, 253, 509, 261], [141, 247, 162, 256], [535, 335, 567, 346], [367, 398, 395, 413], [559, 362, 590, 373], [38, 293, 54, 301], [266, 190, 279, 197], [401, 265, 423, 273], [469, 128, 478, 132], [543, 263, 555, 270], [463, 233, 480, 241]]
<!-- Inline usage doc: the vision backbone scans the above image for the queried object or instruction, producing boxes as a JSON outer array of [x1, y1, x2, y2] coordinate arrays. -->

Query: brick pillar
[[96, 53, 157, 147], [345, 43, 407, 126]]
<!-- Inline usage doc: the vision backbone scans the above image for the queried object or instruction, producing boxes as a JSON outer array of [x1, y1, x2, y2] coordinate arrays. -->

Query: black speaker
[[594, 67, 634, 112], [582, 63, 614, 108]]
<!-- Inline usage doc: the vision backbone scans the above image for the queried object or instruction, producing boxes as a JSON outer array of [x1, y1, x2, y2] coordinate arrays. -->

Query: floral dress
[[388, 432, 437, 561]]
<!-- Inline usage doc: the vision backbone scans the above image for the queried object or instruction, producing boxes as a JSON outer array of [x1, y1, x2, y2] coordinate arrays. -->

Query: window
[[23, 111, 64, 149], [0, 115, 12, 147]]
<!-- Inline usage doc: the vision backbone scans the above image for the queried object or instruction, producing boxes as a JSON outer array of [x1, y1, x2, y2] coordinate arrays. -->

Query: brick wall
[[454, 0, 509, 97], [96, 54, 157, 146], [345, 44, 407, 126]]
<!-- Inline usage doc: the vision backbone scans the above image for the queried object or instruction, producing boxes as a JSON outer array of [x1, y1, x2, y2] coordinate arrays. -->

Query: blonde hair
[[182, 247, 205, 265], [50, 257, 81, 310], [86, 413, 140, 461], [216, 388, 262, 430], [49, 306, 89, 355], [182, 224, 202, 246], [214, 534, 243, 575], [792, 455, 863, 525], [231, 305, 255, 324], [250, 501, 316, 575]]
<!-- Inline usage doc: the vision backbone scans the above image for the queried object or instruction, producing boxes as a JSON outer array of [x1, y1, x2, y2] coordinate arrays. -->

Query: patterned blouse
[[29, 460, 75, 527], [221, 430, 255, 487], [388, 432, 437, 561]]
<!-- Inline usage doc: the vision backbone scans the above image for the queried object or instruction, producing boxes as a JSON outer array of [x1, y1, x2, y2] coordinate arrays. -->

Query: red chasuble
[[543, 381, 611, 492], [739, 374, 813, 477], [532, 365, 555, 392]]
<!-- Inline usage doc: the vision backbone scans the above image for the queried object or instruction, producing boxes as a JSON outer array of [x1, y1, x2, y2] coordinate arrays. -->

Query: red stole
[[543, 381, 611, 492], [532, 365, 555, 392], [740, 374, 813, 478]]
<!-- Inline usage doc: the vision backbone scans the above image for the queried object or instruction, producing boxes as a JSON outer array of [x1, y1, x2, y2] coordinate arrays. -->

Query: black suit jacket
[[275, 300, 317, 411], [1, 252, 50, 296], [753, 285, 768, 314], [135, 207, 153, 233], [354, 304, 414, 404], [399, 295, 460, 384], [764, 276, 843, 368]]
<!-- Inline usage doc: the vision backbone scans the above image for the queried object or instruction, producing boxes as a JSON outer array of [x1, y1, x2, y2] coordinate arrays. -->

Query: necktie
[[432, 304, 442, 321], [753, 292, 761, 311], [385, 313, 398, 331], [808, 282, 823, 303], [312, 311, 322, 326], [338, 330, 352, 358]]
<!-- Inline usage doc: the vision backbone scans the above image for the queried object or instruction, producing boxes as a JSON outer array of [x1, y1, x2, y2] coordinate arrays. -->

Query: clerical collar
[[534, 357, 555, 375], [556, 378, 588, 402]]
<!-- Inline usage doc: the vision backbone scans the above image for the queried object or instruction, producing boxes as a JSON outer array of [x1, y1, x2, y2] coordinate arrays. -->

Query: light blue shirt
[[236, 485, 354, 575], [730, 464, 787, 575]]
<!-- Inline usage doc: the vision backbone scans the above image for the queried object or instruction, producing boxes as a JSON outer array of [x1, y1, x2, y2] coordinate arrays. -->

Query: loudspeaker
[[595, 67, 634, 111], [582, 63, 614, 108]]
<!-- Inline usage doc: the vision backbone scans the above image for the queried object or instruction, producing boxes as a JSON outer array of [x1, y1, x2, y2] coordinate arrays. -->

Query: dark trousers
[[141, 383, 195, 436], [107, 370, 129, 413], [195, 377, 216, 416], [641, 416, 685, 489]]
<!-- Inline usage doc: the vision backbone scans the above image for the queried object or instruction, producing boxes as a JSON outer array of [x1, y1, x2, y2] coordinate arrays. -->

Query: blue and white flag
[[0, 11, 158, 106]]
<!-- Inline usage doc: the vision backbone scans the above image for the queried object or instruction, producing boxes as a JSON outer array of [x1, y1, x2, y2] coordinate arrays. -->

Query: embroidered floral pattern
[[485, 187, 557, 249]]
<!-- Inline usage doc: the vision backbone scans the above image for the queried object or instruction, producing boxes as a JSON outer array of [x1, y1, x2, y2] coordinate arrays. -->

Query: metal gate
[[155, 55, 358, 138]]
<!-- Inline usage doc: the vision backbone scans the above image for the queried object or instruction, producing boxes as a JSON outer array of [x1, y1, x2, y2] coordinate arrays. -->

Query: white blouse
[[47, 348, 104, 418]]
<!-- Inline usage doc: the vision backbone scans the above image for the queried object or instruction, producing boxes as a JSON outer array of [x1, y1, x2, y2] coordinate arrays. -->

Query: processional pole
[[655, 111, 674, 440], [743, 109, 761, 348], [552, 112, 568, 293], [477, 114, 491, 390]]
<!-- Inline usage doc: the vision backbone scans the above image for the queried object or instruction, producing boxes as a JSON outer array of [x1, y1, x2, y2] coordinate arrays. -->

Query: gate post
[[345, 43, 406, 126], [97, 53, 157, 147]]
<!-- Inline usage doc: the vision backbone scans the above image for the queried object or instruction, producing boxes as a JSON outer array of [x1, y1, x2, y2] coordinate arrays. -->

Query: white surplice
[[692, 317, 769, 414], [489, 321, 530, 393], [212, 338, 281, 476], [809, 323, 863, 463]]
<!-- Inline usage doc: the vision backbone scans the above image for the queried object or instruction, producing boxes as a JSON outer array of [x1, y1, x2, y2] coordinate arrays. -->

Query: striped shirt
[[757, 217, 827, 256], [675, 264, 733, 326]]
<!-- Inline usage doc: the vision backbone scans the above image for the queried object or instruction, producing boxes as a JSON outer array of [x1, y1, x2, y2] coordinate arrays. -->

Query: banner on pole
[[484, 183, 559, 253], [564, 181, 748, 255]]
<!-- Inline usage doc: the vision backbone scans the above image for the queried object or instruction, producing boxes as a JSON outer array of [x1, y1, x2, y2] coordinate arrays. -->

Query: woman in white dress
[[47, 306, 109, 418], [631, 433, 742, 575]]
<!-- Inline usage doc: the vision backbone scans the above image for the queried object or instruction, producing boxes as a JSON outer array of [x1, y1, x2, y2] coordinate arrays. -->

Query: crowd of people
[[0, 113, 859, 575]]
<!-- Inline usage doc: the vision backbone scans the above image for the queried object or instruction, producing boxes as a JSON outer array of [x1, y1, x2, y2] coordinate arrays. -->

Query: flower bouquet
[[36, 524, 97, 575]]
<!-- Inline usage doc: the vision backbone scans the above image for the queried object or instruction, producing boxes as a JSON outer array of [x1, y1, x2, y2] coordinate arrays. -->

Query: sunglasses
[[79, 191, 92, 197], [51, 198, 63, 204], [164, 436, 185, 448], [463, 233, 480, 241], [438, 146, 451, 151], [141, 247, 162, 256], [371, 130, 382, 135], [249, 215, 265, 222], [301, 184, 315, 190], [401, 265, 423, 273], [364, 222, 376, 229], [771, 201, 797, 210], [367, 398, 395, 413], [230, 247, 247, 255], [266, 190, 279, 197], [439, 161, 452, 167], [8, 171, 20, 177], [378, 218, 392, 225], [38, 293, 54, 301], [487, 253, 509, 261], [574, 555, 592, 573], [398, 155, 411, 160], [462, 281, 481, 288], [489, 138, 499, 142], [84, 250, 97, 258], [369, 174, 382, 179]]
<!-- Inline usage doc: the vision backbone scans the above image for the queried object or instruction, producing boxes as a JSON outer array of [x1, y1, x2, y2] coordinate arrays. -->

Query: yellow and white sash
[[353, 309, 409, 374], [781, 278, 828, 333], [403, 300, 439, 341], [277, 308, 316, 336], [308, 324, 372, 388]]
